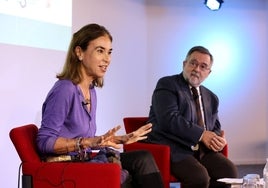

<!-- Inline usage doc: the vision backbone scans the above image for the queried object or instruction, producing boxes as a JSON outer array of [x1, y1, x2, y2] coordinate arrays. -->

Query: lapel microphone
[[82, 101, 90, 105]]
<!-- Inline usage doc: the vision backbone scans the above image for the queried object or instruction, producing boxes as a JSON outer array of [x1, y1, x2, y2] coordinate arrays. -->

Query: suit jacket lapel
[[178, 74, 198, 124]]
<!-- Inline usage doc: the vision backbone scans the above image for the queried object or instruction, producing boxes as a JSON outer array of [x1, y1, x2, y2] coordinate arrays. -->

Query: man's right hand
[[201, 130, 226, 152]]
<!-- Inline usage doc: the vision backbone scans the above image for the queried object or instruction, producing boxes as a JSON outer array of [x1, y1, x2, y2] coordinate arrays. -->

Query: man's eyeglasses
[[188, 60, 211, 72]]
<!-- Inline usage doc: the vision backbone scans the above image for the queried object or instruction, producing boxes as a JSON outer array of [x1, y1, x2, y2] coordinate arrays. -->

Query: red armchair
[[123, 117, 228, 188], [10, 124, 121, 188]]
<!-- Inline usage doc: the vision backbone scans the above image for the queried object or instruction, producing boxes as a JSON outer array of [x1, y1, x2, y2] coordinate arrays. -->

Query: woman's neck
[[79, 81, 91, 110]]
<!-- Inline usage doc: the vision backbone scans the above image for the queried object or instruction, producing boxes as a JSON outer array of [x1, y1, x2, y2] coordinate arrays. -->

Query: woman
[[36, 23, 164, 188]]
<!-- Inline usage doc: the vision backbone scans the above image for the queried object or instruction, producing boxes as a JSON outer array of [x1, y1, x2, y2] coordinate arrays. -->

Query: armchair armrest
[[222, 144, 228, 157], [23, 162, 121, 188]]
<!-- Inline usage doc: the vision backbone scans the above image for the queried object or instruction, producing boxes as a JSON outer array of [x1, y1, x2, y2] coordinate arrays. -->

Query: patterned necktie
[[191, 87, 205, 127]]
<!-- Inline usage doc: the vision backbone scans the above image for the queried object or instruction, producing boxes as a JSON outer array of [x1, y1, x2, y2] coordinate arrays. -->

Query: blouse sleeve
[[36, 80, 75, 154]]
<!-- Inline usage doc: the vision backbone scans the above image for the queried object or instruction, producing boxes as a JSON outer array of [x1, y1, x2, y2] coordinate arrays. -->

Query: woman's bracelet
[[66, 138, 69, 153], [76, 137, 83, 153]]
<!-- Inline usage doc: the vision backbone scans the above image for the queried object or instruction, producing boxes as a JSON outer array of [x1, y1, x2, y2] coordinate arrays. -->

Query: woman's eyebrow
[[95, 46, 113, 51]]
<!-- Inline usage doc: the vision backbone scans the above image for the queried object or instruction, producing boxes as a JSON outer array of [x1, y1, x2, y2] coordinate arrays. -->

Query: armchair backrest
[[123, 117, 148, 134], [10, 124, 41, 163]]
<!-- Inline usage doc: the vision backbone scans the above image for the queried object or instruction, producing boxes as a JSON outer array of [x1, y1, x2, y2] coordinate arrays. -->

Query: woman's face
[[76, 35, 112, 81]]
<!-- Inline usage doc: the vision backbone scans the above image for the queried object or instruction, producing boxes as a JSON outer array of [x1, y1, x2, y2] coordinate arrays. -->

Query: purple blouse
[[36, 80, 97, 154]]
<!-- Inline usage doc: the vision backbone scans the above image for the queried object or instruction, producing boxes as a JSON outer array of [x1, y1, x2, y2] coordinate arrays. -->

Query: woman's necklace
[[80, 86, 91, 111]]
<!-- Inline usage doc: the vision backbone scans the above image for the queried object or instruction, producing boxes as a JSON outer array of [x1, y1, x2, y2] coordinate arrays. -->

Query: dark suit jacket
[[147, 73, 221, 162]]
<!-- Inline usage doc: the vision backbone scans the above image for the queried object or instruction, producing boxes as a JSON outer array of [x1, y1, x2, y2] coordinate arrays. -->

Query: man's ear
[[183, 60, 187, 68]]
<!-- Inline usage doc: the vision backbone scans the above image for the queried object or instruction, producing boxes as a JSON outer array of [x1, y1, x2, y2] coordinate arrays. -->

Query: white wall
[[1, 0, 268, 187]]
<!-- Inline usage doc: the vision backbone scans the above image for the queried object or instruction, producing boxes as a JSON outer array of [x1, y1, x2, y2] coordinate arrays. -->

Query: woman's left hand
[[119, 123, 152, 145], [98, 125, 122, 149]]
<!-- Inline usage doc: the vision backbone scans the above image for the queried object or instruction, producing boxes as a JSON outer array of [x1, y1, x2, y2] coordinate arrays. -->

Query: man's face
[[182, 51, 212, 87]]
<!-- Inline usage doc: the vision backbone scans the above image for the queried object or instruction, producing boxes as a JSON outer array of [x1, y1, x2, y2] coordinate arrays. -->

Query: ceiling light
[[204, 0, 224, 11]]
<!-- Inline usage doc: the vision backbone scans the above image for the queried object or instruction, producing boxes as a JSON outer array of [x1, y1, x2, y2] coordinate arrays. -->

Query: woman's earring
[[79, 57, 82, 61]]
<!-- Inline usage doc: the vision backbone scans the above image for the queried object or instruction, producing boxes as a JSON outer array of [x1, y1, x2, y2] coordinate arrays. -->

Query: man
[[147, 46, 237, 188]]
